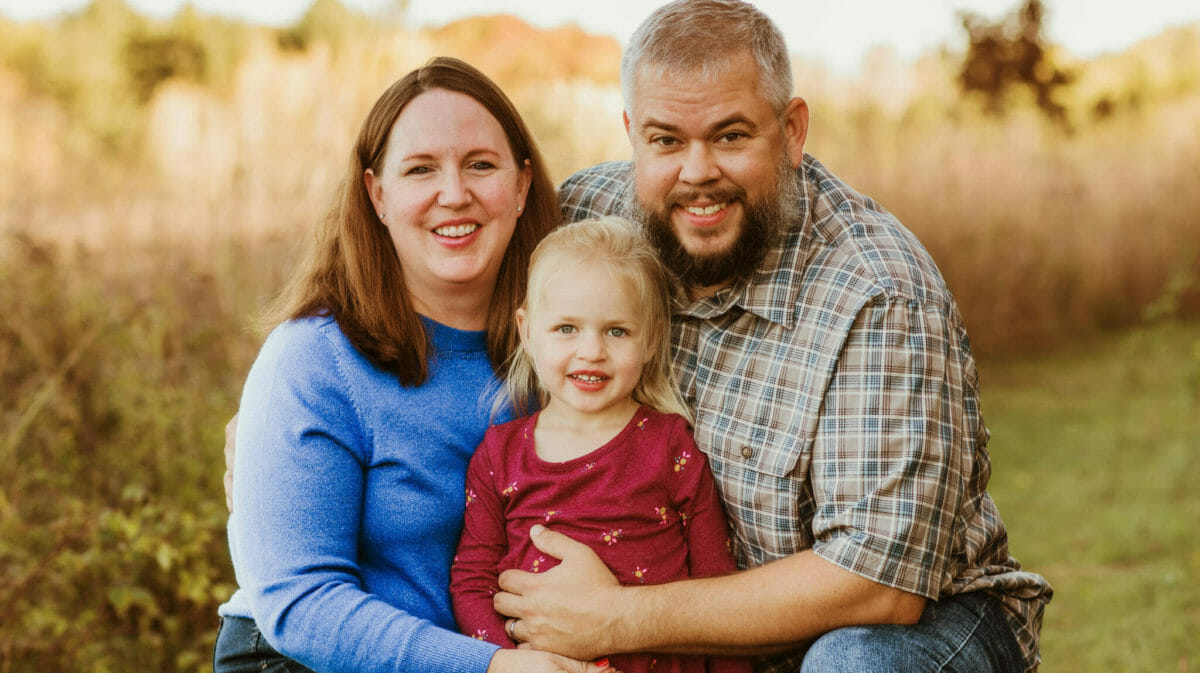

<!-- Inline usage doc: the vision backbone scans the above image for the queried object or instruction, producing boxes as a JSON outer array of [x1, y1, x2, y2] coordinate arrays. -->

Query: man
[[491, 1, 1051, 672]]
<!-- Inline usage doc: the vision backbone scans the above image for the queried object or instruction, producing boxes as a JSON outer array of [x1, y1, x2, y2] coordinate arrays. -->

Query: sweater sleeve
[[230, 320, 498, 673], [450, 431, 517, 647]]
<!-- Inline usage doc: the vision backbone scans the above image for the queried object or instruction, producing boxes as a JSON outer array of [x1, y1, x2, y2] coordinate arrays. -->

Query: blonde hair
[[503, 216, 691, 422]]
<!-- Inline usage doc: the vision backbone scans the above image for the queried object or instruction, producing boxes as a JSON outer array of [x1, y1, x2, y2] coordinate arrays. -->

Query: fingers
[[493, 577, 528, 619], [223, 414, 238, 512], [527, 523, 590, 560]]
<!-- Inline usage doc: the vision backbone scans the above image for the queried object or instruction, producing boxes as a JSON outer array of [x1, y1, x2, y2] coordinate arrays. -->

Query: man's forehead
[[628, 61, 769, 129]]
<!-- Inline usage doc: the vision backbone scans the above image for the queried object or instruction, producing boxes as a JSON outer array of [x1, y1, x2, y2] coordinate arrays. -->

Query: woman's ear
[[517, 158, 533, 213], [364, 168, 385, 221]]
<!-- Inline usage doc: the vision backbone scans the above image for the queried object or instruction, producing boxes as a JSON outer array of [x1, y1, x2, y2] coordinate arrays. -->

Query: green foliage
[[0, 230, 255, 672]]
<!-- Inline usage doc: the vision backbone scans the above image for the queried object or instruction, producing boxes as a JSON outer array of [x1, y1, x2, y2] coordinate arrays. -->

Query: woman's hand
[[486, 649, 616, 673]]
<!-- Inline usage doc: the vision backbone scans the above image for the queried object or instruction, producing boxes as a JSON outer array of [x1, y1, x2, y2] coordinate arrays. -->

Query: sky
[[2, 0, 1198, 75]]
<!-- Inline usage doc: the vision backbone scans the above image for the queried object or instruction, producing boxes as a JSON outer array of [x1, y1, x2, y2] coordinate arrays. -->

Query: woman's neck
[[411, 288, 491, 331]]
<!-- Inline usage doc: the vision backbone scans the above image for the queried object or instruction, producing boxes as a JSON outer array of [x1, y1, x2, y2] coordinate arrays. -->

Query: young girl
[[451, 217, 751, 673]]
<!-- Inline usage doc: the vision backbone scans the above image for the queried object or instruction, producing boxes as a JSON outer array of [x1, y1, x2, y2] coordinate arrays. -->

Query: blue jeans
[[799, 592, 1025, 673], [213, 616, 317, 673]]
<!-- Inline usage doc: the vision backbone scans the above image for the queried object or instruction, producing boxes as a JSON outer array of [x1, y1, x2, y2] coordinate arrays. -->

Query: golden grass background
[[1, 1, 1198, 670]]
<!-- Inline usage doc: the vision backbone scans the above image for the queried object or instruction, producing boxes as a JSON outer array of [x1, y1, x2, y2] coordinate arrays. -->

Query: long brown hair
[[267, 57, 558, 386]]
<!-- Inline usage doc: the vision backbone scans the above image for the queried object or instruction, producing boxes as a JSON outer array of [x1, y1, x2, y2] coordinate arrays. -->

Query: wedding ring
[[505, 618, 517, 642]]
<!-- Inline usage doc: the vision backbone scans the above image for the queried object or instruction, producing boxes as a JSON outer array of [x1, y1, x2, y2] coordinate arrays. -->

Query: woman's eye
[[406, 166, 432, 175], [469, 161, 496, 171]]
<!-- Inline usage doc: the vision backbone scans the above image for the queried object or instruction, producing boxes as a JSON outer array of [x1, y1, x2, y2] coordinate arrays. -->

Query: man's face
[[624, 52, 808, 292]]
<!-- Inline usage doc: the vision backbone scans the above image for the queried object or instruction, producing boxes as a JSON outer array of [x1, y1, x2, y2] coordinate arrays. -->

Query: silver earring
[[517, 205, 523, 212]]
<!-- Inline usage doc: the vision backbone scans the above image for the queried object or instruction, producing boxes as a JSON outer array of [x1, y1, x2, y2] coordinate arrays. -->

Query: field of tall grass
[[1, 1, 1197, 670]]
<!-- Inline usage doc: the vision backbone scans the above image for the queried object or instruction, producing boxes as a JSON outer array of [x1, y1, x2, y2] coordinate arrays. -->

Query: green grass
[[982, 320, 1200, 672], [1, 222, 1196, 670]]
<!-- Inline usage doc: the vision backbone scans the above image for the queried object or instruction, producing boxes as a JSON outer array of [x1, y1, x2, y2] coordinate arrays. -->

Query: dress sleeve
[[664, 418, 739, 580], [450, 432, 517, 647], [664, 419, 755, 673], [810, 298, 968, 600], [231, 321, 497, 673]]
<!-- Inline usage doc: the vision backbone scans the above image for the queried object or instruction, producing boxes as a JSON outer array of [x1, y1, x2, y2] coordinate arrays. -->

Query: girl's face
[[363, 88, 531, 324], [517, 259, 651, 422]]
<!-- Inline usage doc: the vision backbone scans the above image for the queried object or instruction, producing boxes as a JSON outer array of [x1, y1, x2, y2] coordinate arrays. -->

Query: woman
[[215, 57, 600, 673]]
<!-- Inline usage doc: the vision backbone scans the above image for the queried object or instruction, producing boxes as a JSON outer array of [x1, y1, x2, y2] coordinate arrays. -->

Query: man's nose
[[678, 143, 720, 185]]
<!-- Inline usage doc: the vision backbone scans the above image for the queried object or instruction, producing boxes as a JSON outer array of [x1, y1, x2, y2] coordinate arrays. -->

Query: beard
[[630, 156, 802, 290]]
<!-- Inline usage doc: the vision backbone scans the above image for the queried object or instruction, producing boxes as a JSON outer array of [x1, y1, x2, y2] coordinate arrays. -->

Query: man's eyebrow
[[639, 114, 759, 136]]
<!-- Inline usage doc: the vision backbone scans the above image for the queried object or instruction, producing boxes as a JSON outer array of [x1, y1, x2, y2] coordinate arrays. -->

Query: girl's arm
[[668, 421, 755, 673], [452, 435, 518, 647]]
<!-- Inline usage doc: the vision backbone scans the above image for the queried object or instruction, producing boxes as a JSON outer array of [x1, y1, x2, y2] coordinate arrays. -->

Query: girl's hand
[[486, 649, 617, 673]]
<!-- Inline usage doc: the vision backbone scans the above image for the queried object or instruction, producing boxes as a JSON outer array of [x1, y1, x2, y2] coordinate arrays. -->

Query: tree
[[958, 0, 1073, 127]]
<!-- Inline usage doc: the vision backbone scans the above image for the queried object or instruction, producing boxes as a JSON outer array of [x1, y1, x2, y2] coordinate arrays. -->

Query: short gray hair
[[620, 0, 793, 117]]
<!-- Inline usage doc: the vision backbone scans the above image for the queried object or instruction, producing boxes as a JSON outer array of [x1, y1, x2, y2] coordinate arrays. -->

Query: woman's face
[[365, 88, 531, 323]]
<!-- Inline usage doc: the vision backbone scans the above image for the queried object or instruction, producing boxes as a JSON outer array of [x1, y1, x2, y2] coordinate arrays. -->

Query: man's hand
[[493, 525, 630, 659], [223, 414, 238, 512]]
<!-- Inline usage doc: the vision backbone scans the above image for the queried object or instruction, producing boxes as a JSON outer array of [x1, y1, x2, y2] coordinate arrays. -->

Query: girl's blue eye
[[609, 327, 628, 337], [556, 325, 576, 334]]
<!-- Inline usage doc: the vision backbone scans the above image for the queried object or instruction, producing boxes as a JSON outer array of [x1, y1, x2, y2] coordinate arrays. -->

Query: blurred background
[[0, 0, 1197, 670]]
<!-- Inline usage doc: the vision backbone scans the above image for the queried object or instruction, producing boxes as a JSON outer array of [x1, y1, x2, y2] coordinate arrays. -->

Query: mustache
[[665, 185, 747, 208]]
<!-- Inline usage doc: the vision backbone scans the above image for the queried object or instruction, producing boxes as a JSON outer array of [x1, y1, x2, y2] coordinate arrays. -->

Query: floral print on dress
[[632, 565, 649, 583], [655, 505, 669, 526], [543, 510, 560, 522], [501, 481, 519, 496], [530, 556, 547, 573], [636, 416, 649, 431], [472, 629, 488, 641], [601, 529, 622, 545], [673, 450, 691, 472], [465, 488, 477, 506]]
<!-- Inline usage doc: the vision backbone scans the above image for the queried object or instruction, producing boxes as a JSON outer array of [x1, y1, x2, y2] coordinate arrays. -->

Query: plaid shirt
[[558, 156, 1052, 673]]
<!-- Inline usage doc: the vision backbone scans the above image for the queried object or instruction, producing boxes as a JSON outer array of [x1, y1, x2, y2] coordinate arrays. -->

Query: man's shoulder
[[558, 160, 633, 223], [801, 157, 951, 307]]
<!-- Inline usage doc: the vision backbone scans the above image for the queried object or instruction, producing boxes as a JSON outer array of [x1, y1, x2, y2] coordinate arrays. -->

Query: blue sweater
[[220, 315, 503, 673]]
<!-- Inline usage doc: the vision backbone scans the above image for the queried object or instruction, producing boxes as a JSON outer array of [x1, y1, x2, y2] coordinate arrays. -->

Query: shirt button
[[740, 445, 753, 459]]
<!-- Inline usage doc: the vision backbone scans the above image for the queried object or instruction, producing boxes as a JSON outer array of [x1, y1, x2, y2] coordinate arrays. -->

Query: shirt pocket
[[694, 415, 816, 564]]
